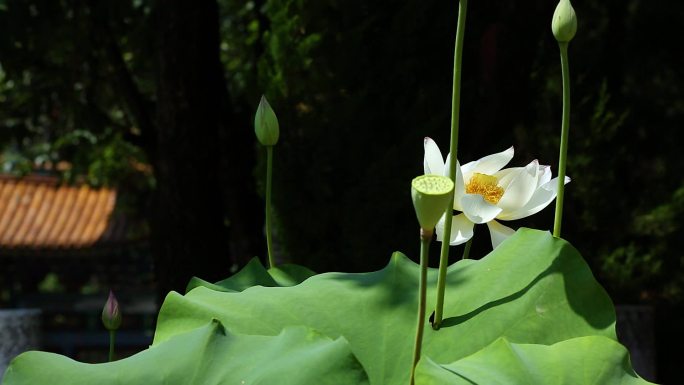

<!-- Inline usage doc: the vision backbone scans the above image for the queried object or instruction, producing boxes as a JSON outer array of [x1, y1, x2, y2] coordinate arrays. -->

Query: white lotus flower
[[423, 137, 570, 249]]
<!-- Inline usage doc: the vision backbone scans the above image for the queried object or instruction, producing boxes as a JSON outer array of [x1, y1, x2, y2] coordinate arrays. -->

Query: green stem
[[410, 233, 431, 385], [461, 238, 472, 260], [434, 0, 468, 331], [265, 145, 275, 268], [553, 42, 570, 238], [108, 330, 115, 362]]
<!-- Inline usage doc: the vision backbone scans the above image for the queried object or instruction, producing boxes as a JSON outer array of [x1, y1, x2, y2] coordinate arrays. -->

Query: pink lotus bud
[[101, 290, 122, 331]]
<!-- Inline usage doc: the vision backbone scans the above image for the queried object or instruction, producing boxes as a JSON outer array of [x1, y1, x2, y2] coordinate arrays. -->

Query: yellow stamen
[[465, 173, 504, 204]]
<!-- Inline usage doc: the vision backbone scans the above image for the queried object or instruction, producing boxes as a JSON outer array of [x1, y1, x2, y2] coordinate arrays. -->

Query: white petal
[[497, 160, 540, 213], [493, 166, 521, 189], [435, 215, 446, 242], [537, 165, 552, 187], [497, 176, 571, 220], [487, 220, 516, 249], [462, 146, 515, 177], [461, 194, 503, 224], [453, 160, 465, 211], [435, 213, 474, 246], [424, 137, 445, 175]]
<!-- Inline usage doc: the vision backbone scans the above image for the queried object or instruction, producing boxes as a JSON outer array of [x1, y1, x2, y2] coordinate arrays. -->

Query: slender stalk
[[434, 0, 468, 330], [265, 145, 275, 268], [410, 232, 432, 385], [553, 42, 570, 238], [461, 238, 472, 260], [108, 330, 115, 362]]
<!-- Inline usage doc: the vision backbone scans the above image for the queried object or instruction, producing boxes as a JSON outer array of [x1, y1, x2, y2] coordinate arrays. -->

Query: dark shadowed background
[[0, 0, 682, 382]]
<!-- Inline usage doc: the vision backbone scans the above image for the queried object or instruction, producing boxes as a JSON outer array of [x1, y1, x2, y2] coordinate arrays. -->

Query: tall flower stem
[[553, 42, 570, 238], [265, 145, 275, 268], [108, 330, 115, 362], [410, 231, 432, 385], [434, 0, 468, 330]]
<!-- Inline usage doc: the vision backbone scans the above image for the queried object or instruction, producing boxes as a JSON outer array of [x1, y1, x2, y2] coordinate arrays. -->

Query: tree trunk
[[152, 0, 230, 296]]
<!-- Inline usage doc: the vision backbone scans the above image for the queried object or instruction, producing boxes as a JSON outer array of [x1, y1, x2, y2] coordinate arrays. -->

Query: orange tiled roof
[[0, 174, 123, 249]]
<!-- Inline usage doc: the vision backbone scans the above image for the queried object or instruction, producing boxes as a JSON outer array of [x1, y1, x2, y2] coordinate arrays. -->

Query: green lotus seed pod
[[254, 95, 280, 146], [411, 175, 454, 231], [552, 0, 577, 43], [102, 290, 122, 331]]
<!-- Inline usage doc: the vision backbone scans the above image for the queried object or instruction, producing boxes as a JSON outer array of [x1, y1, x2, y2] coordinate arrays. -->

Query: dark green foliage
[[0, 0, 154, 188]]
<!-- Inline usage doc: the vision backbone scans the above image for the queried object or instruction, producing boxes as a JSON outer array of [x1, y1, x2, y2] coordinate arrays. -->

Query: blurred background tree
[[0, 0, 682, 353]]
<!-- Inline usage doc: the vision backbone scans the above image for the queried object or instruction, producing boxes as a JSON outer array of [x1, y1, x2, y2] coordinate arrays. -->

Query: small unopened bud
[[411, 175, 454, 231], [552, 0, 577, 43], [101, 290, 121, 331], [254, 95, 280, 146]]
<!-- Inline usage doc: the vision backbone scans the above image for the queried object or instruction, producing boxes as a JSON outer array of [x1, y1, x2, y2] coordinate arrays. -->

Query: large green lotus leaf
[[416, 336, 653, 384], [185, 258, 277, 293], [2, 321, 369, 385], [269, 263, 317, 287], [185, 258, 315, 293], [154, 229, 622, 384]]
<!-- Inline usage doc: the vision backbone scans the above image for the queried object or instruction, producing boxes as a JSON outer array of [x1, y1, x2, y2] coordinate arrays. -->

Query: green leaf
[[268, 263, 317, 287], [3, 321, 369, 385], [416, 336, 654, 384], [185, 258, 315, 293], [4, 230, 648, 385], [154, 229, 633, 384], [185, 258, 277, 293]]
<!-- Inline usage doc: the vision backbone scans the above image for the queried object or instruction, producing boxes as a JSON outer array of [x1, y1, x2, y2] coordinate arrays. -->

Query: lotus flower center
[[466, 173, 504, 204]]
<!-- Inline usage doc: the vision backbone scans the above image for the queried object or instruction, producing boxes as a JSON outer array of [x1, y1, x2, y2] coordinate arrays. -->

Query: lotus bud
[[411, 175, 454, 233], [254, 95, 280, 146], [552, 0, 577, 43], [101, 290, 122, 331]]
